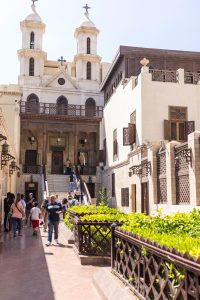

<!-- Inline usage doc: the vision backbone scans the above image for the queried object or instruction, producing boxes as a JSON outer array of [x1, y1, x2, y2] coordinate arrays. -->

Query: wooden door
[[141, 182, 149, 215], [52, 151, 63, 174], [25, 150, 37, 166], [131, 184, 136, 212]]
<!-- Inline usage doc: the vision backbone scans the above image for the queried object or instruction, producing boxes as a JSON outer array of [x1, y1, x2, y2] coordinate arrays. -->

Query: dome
[[79, 13, 95, 28], [25, 4, 42, 22], [25, 13, 41, 22]]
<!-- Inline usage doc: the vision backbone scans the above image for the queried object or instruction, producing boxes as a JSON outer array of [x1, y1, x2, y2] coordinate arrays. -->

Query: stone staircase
[[47, 174, 70, 197]]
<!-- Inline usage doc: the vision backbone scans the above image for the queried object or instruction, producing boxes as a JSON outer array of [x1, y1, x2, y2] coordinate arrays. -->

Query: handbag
[[7, 211, 12, 219]]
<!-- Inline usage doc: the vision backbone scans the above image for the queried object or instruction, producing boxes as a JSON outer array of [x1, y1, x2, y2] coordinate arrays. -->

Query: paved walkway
[[0, 223, 102, 300]]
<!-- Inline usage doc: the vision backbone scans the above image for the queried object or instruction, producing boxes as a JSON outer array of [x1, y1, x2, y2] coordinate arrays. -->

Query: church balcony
[[22, 165, 42, 174], [20, 102, 103, 121]]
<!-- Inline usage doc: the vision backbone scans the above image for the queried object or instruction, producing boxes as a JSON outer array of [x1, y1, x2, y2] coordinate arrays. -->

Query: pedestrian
[[46, 195, 62, 246], [25, 193, 34, 227], [20, 194, 26, 228], [3, 192, 12, 232], [74, 188, 81, 202], [30, 202, 41, 236], [62, 198, 68, 218], [10, 193, 25, 238], [41, 197, 49, 232], [69, 173, 74, 191]]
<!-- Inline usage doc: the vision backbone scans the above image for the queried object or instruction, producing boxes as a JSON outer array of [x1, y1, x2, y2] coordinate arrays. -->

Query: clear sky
[[0, 0, 200, 84]]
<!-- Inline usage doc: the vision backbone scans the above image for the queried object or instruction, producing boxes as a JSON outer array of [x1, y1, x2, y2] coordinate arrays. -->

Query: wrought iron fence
[[111, 227, 200, 300], [149, 69, 177, 83], [20, 101, 103, 118]]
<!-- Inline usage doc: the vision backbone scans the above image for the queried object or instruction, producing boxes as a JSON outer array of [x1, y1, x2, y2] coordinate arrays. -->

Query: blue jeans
[[12, 217, 22, 236], [48, 220, 59, 242]]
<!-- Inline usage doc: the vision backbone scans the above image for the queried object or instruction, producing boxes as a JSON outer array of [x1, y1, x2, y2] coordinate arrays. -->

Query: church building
[[14, 3, 110, 200]]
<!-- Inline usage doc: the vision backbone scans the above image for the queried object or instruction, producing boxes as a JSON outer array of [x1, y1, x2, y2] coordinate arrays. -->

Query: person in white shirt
[[30, 202, 41, 236]]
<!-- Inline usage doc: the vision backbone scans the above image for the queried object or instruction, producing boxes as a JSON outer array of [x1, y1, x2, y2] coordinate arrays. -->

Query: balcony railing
[[184, 72, 200, 84], [149, 69, 177, 82], [20, 102, 103, 118], [22, 165, 42, 174]]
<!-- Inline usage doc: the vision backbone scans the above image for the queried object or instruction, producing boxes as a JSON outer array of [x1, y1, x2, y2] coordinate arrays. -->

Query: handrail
[[80, 177, 91, 205]]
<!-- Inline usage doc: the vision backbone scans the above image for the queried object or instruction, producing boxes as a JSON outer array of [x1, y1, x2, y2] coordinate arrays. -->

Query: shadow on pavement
[[0, 228, 55, 300]]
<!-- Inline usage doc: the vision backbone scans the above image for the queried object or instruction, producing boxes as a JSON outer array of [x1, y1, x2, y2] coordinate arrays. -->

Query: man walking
[[4, 192, 13, 232], [46, 195, 62, 246]]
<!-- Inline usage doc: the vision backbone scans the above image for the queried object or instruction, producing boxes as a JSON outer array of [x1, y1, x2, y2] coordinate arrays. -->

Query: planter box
[[111, 227, 200, 300], [74, 218, 122, 257]]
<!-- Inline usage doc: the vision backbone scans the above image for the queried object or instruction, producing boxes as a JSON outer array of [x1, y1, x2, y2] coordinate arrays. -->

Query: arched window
[[30, 32, 35, 49], [57, 96, 68, 115], [86, 62, 91, 80], [29, 58, 34, 76], [26, 94, 39, 114], [85, 98, 96, 117], [87, 37, 91, 54]]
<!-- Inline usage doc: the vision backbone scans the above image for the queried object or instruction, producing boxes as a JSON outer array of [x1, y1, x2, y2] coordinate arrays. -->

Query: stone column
[[188, 131, 200, 205], [74, 128, 78, 166], [147, 143, 160, 214], [166, 141, 178, 205], [42, 125, 47, 166]]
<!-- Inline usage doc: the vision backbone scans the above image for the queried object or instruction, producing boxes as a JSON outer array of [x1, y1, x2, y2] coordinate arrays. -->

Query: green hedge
[[122, 209, 200, 259]]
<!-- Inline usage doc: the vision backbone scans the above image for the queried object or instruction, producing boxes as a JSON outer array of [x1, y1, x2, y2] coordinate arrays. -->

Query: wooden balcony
[[22, 165, 42, 174], [149, 69, 177, 82], [20, 101, 103, 121]]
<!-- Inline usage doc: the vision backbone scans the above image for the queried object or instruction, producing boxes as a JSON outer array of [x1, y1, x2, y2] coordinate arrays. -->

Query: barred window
[[121, 188, 129, 207], [86, 62, 91, 80], [29, 57, 34, 76], [87, 37, 91, 54], [30, 32, 35, 49]]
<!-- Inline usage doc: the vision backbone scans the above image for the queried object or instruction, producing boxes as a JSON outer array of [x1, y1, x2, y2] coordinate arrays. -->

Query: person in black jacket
[[3, 192, 13, 232], [46, 195, 62, 246]]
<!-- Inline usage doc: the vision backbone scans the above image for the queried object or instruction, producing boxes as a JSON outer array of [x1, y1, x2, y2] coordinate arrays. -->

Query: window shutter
[[128, 123, 136, 144], [186, 121, 195, 135], [123, 128, 130, 145], [164, 120, 171, 140]]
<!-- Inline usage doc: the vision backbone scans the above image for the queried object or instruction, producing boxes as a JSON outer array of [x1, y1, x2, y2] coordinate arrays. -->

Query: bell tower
[[74, 4, 102, 88], [18, 2, 46, 86]]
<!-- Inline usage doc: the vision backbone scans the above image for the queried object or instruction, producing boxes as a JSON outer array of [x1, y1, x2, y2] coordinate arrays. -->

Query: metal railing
[[20, 101, 103, 118]]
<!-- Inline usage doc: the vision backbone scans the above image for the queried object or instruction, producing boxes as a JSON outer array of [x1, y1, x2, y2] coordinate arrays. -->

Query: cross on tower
[[31, 0, 38, 5], [58, 56, 66, 66], [83, 4, 91, 14]]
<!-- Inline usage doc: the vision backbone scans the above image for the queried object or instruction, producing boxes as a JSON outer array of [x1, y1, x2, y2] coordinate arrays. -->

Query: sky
[[0, 0, 200, 84]]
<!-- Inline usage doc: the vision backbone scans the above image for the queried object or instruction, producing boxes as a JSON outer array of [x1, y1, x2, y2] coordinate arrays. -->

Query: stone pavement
[[0, 223, 102, 300]]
